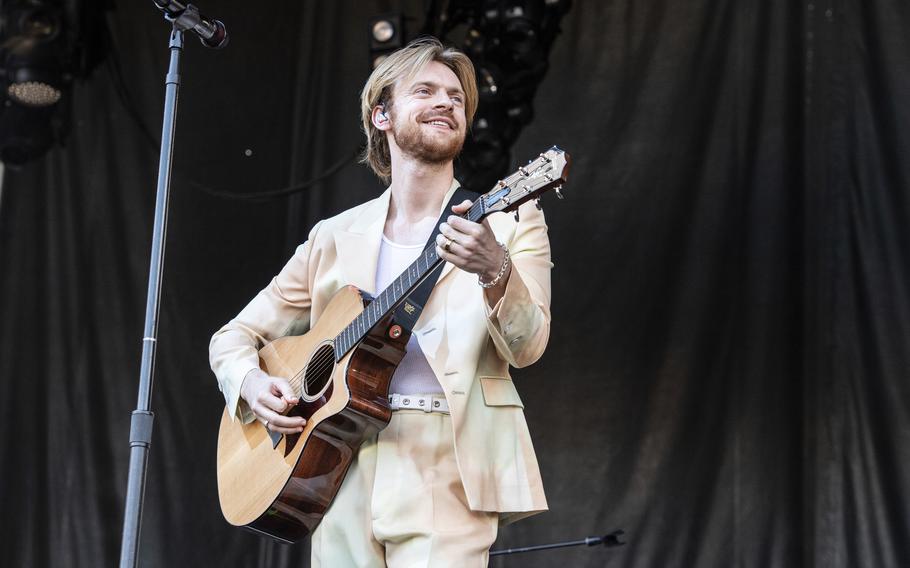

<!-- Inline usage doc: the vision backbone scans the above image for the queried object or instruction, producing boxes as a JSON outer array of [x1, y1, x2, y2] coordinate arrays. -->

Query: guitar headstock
[[481, 146, 570, 216]]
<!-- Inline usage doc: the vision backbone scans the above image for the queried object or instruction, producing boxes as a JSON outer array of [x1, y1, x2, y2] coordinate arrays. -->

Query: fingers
[[271, 380, 300, 406], [261, 411, 306, 435], [248, 375, 306, 434], [438, 215, 495, 259], [445, 214, 485, 239], [450, 199, 473, 214], [436, 231, 466, 254], [435, 236, 462, 269]]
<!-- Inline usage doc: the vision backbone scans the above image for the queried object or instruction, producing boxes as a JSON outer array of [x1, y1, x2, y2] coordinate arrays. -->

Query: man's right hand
[[240, 368, 307, 435]]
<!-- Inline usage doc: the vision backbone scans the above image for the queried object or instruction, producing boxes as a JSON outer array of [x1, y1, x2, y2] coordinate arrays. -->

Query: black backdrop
[[1, 1, 909, 567]]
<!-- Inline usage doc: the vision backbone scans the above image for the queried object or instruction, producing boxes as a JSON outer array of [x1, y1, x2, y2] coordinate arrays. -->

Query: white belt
[[388, 393, 450, 414]]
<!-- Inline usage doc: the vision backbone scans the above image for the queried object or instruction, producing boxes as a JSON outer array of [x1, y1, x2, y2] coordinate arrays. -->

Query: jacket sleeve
[[483, 202, 553, 368], [209, 221, 323, 422]]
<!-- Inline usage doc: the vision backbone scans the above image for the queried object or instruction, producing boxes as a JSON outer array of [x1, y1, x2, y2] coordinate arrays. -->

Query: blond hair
[[359, 37, 478, 182]]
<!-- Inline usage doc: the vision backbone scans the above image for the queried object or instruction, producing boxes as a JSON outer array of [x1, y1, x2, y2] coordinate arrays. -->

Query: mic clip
[[156, 1, 229, 49]]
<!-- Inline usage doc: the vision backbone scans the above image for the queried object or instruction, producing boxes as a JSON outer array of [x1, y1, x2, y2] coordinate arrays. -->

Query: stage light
[[476, 66, 500, 99], [368, 13, 405, 69], [372, 20, 395, 43], [0, 1, 108, 165], [2, 2, 66, 103], [8, 80, 61, 106]]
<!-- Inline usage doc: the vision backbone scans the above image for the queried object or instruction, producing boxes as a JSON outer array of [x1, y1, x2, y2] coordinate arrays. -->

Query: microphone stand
[[490, 530, 627, 557], [119, 6, 224, 566]]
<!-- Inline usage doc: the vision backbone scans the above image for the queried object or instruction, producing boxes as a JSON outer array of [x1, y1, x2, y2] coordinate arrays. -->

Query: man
[[210, 37, 551, 567]]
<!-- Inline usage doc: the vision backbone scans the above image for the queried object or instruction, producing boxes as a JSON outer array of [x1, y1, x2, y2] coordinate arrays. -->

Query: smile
[[422, 118, 455, 130]]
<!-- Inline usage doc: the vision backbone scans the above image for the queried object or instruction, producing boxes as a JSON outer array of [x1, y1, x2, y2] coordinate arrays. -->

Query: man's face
[[386, 61, 468, 166]]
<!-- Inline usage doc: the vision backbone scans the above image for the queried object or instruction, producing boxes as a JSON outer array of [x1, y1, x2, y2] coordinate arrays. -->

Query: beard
[[390, 110, 465, 165]]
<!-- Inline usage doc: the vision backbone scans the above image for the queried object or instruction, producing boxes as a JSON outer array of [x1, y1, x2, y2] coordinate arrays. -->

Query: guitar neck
[[332, 198, 486, 360]]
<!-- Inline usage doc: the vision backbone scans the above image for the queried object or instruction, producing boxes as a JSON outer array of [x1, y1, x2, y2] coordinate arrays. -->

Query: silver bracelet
[[479, 242, 511, 289]]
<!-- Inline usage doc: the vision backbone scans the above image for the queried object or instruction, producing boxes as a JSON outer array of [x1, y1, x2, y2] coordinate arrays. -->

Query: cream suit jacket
[[209, 182, 551, 523]]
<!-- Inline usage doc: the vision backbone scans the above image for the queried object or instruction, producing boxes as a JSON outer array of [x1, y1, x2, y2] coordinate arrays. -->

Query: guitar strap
[[391, 186, 480, 333]]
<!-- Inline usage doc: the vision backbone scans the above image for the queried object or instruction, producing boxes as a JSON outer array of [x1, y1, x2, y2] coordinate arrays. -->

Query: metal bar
[[119, 27, 184, 568]]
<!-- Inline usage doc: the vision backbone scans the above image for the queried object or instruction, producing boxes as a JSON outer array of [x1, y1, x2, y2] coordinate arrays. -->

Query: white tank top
[[374, 234, 444, 395]]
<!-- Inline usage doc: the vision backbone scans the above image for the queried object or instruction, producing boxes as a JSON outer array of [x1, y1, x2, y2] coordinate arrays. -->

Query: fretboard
[[333, 198, 486, 360]]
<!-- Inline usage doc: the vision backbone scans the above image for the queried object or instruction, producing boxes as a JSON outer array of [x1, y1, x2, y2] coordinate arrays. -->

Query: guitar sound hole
[[302, 343, 335, 399]]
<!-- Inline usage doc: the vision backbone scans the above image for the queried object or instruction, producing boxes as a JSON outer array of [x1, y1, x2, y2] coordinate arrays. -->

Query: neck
[[386, 154, 454, 223]]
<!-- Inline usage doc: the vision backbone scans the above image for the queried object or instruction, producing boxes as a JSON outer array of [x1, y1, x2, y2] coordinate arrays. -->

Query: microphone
[[153, 1, 229, 49]]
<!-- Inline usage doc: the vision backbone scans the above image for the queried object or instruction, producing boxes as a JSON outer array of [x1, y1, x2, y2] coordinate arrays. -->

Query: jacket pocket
[[479, 376, 525, 408]]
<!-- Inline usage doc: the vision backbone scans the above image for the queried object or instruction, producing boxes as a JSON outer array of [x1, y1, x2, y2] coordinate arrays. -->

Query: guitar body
[[216, 285, 408, 543]]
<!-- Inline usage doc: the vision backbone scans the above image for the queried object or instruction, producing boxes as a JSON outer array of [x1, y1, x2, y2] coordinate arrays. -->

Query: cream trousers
[[311, 410, 499, 567]]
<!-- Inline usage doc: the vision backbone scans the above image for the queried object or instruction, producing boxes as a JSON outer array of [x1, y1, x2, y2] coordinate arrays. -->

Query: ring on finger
[[265, 420, 270, 431], [443, 238, 453, 252]]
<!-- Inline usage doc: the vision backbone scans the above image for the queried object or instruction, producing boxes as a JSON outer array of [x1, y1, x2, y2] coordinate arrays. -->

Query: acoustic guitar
[[216, 147, 570, 543]]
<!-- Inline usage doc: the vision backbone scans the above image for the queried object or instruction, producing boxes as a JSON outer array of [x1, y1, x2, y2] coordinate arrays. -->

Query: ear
[[371, 106, 391, 131]]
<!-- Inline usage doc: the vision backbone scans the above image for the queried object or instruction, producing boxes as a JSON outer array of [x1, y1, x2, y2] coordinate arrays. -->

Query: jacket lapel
[[333, 189, 391, 295]]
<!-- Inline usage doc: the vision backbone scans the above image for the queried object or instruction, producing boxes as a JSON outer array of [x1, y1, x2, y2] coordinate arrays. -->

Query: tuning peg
[[555, 186, 564, 200], [535, 197, 542, 210], [514, 209, 520, 222]]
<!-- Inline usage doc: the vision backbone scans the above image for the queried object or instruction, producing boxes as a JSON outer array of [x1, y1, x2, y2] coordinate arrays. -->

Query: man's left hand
[[435, 200, 509, 287]]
